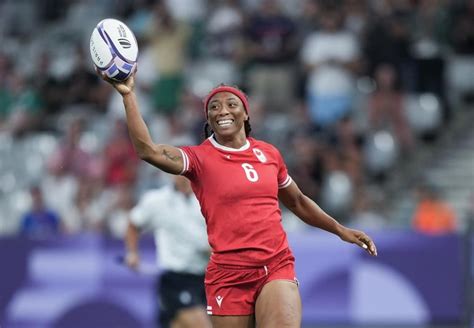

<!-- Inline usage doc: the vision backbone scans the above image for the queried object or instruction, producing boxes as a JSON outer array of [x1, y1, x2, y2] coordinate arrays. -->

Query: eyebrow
[[209, 97, 239, 104]]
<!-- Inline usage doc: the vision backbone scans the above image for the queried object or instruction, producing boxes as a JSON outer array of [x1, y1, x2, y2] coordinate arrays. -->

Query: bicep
[[278, 181, 304, 211], [144, 144, 184, 175]]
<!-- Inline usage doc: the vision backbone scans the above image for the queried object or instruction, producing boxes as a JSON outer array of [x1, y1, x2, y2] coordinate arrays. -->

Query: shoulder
[[181, 139, 213, 154], [251, 138, 281, 155], [180, 139, 219, 169]]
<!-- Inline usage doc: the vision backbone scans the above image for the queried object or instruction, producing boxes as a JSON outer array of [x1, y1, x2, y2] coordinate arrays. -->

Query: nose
[[217, 105, 230, 116]]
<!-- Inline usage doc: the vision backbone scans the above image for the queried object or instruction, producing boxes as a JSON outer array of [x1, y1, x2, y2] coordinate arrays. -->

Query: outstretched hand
[[124, 251, 140, 270], [338, 226, 378, 256], [95, 66, 136, 96]]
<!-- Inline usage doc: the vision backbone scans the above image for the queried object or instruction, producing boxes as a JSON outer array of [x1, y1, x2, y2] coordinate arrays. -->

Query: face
[[207, 91, 248, 138], [375, 64, 396, 89]]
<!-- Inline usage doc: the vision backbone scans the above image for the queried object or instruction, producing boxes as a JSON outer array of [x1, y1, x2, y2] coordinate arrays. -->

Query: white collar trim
[[208, 135, 250, 152]]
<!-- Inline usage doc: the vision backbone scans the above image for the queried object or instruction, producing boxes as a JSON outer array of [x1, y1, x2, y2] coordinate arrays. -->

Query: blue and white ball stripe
[[90, 18, 138, 82]]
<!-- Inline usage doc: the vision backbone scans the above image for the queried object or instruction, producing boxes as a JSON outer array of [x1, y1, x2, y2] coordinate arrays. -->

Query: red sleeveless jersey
[[179, 137, 293, 266]]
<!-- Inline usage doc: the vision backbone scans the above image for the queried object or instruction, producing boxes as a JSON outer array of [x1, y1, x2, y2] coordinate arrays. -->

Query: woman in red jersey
[[98, 72, 377, 328]]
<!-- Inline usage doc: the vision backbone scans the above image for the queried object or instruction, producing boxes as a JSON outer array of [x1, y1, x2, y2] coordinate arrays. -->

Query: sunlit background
[[0, 0, 473, 327]]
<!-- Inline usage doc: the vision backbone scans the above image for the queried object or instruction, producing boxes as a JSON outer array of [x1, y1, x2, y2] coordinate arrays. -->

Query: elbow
[[135, 142, 157, 161], [137, 150, 151, 161], [286, 193, 305, 212], [135, 148, 150, 161]]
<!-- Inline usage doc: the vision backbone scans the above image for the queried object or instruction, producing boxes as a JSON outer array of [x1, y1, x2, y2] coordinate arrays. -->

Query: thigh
[[172, 306, 211, 328], [255, 280, 301, 328], [210, 314, 255, 328]]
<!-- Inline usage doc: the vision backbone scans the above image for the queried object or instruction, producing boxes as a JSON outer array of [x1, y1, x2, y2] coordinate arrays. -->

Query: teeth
[[217, 120, 233, 126]]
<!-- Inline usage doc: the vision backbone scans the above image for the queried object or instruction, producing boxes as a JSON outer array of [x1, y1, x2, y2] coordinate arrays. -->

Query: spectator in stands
[[412, 183, 457, 234], [301, 5, 361, 129], [64, 44, 109, 111], [348, 188, 387, 230], [411, 0, 449, 110], [145, 1, 191, 116], [364, 5, 415, 92], [48, 117, 95, 179], [20, 185, 62, 238], [42, 153, 79, 233], [1, 71, 44, 137], [68, 177, 105, 233], [34, 51, 66, 116], [205, 0, 244, 60], [102, 118, 140, 188], [449, 0, 474, 55], [328, 117, 363, 187], [297, 0, 321, 40], [244, 0, 298, 113], [368, 63, 414, 153], [287, 131, 325, 202], [0, 53, 13, 129], [343, 0, 370, 38]]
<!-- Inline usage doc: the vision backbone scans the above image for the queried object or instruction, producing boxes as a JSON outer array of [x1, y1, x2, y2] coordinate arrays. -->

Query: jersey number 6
[[241, 163, 259, 182]]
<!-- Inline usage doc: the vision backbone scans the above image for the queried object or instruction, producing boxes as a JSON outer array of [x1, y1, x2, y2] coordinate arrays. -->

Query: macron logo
[[216, 295, 223, 307]]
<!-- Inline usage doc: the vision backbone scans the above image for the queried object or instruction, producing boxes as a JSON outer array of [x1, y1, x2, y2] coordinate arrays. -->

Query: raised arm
[[279, 181, 377, 256], [99, 72, 184, 174]]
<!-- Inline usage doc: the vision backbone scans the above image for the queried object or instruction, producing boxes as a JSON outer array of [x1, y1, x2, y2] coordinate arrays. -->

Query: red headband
[[204, 86, 249, 119]]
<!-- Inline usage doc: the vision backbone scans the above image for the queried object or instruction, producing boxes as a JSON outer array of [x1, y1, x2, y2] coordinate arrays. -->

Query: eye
[[228, 102, 238, 108]]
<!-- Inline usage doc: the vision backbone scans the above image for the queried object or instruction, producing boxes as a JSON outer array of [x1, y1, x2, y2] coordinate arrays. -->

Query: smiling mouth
[[217, 119, 234, 127]]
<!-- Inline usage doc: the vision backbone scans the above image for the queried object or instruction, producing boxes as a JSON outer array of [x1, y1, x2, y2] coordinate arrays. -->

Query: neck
[[213, 133, 247, 149]]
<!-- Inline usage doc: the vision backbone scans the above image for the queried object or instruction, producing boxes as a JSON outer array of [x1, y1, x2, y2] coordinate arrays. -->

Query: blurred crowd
[[1, 0, 472, 238]]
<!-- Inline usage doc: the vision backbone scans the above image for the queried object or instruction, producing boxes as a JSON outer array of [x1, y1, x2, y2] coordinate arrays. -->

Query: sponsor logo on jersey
[[253, 148, 267, 163]]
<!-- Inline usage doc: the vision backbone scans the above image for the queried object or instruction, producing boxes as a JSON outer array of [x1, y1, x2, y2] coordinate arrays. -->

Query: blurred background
[[0, 0, 472, 327]]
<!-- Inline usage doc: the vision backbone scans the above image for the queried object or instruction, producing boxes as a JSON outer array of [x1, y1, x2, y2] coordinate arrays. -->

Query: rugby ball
[[90, 18, 138, 81]]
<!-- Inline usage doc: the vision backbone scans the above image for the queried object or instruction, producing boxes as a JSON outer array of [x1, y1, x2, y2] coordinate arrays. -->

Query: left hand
[[124, 251, 140, 270], [338, 227, 378, 256]]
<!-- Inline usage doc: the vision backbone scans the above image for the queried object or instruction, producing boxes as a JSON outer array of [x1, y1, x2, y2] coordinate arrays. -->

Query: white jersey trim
[[178, 148, 189, 174], [208, 135, 250, 152], [278, 175, 293, 189]]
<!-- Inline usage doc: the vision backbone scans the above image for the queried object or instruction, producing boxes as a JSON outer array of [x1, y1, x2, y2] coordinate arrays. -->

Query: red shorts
[[204, 248, 298, 316]]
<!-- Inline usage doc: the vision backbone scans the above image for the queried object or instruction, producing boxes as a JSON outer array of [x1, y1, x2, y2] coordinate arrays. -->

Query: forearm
[[291, 194, 343, 236], [122, 92, 184, 174], [125, 221, 140, 254], [122, 92, 156, 159], [281, 183, 378, 256]]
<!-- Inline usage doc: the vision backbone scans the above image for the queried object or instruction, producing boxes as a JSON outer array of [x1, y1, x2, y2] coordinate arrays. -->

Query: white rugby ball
[[90, 18, 138, 81]]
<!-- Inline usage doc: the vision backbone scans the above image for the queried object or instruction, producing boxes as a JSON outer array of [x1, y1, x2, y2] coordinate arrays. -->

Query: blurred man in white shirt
[[125, 175, 210, 328]]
